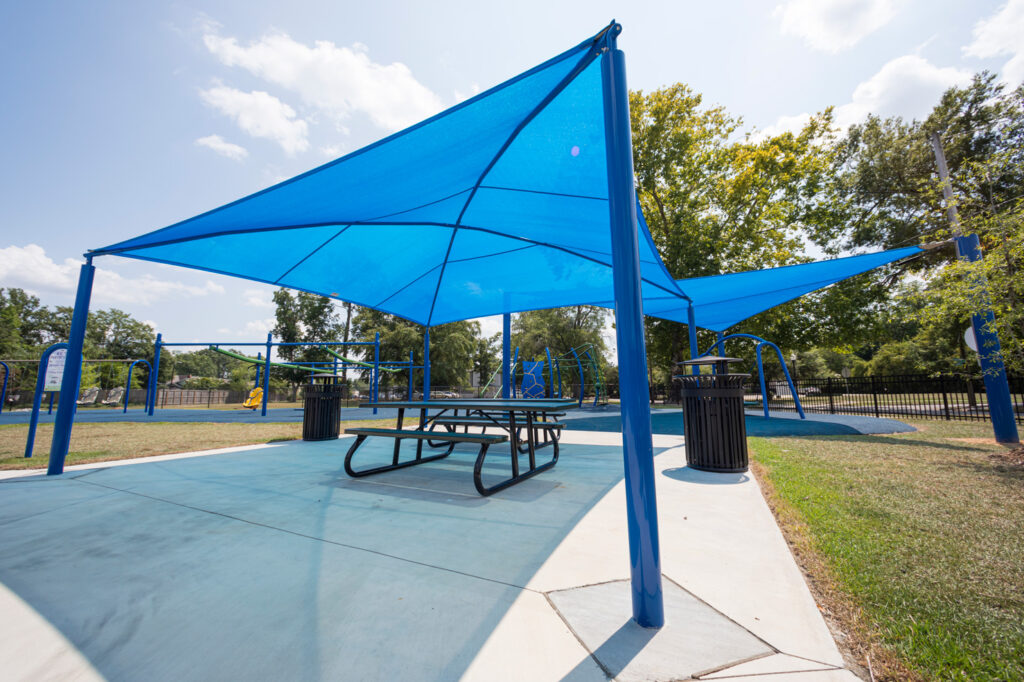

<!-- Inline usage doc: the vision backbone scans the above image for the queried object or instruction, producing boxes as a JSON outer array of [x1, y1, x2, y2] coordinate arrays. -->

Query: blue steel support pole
[[502, 313, 511, 399], [512, 347, 520, 398], [545, 347, 553, 398], [408, 351, 414, 399], [373, 332, 380, 415], [47, 392, 54, 415], [261, 333, 272, 417], [957, 234, 1019, 443], [25, 343, 68, 458], [423, 328, 431, 399], [687, 303, 700, 376], [0, 361, 9, 414], [602, 25, 664, 628], [48, 259, 95, 475], [149, 333, 162, 415]]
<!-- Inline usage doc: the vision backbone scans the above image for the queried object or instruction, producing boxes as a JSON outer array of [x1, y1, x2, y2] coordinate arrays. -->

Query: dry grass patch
[[0, 418, 396, 471]]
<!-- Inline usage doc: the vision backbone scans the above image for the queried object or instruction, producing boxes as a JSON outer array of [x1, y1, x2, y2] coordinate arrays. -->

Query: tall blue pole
[[373, 332, 380, 414], [261, 332, 272, 416], [423, 328, 431, 399], [957, 234, 1019, 443], [687, 303, 700, 376], [149, 333, 162, 415], [545, 347, 553, 398], [408, 350, 414, 399], [502, 313, 511, 399], [0, 360, 9, 414], [601, 24, 663, 628], [511, 346, 520, 398], [48, 259, 95, 475]]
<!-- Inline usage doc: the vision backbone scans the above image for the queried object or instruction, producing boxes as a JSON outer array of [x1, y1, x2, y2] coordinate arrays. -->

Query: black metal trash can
[[302, 374, 344, 441], [676, 356, 749, 473]]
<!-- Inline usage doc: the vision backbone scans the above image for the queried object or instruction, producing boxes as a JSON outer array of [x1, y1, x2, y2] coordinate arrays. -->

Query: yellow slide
[[242, 387, 263, 410]]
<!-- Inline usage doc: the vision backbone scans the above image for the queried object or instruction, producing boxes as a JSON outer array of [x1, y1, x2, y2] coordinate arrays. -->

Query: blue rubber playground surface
[[1, 404, 914, 436], [560, 405, 915, 436]]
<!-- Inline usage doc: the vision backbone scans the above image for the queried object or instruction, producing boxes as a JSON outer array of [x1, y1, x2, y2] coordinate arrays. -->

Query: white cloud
[[242, 318, 275, 336], [202, 28, 443, 132], [195, 134, 248, 160], [753, 54, 972, 139], [775, 0, 902, 53], [964, 0, 1024, 86], [0, 244, 225, 306], [243, 288, 275, 308], [199, 85, 309, 155]]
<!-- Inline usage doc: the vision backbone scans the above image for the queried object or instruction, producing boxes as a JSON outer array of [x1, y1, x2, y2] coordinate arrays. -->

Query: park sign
[[964, 326, 979, 353], [43, 349, 68, 392]]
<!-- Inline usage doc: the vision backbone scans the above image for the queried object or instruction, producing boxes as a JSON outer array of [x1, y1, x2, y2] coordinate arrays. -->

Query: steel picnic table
[[344, 398, 577, 495]]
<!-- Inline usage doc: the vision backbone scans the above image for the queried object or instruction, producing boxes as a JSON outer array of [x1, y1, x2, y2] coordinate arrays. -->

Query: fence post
[[827, 378, 835, 414], [941, 377, 951, 420], [871, 377, 880, 418]]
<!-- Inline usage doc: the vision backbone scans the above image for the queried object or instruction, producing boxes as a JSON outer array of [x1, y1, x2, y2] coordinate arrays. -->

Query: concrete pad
[[700, 653, 839, 678], [460, 590, 605, 682], [654, 452, 845, 666], [0, 584, 103, 682], [548, 579, 773, 681]]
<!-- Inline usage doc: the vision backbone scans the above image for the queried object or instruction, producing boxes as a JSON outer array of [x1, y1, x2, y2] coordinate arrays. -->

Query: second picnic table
[[344, 398, 577, 495]]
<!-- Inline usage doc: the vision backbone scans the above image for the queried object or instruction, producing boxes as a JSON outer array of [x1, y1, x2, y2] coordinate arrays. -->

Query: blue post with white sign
[[957, 234, 1019, 443], [25, 343, 68, 458], [601, 23, 664, 628]]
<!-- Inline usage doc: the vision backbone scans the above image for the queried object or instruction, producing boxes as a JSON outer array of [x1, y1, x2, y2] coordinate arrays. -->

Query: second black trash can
[[302, 374, 345, 441], [676, 356, 750, 473]]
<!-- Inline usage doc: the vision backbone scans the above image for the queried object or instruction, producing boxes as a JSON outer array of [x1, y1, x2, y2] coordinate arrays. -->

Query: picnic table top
[[359, 398, 577, 412]]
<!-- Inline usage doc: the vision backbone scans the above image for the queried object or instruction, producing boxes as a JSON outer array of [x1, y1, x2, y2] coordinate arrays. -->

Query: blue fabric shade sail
[[92, 21, 921, 332], [93, 24, 684, 326], [640, 245, 923, 332]]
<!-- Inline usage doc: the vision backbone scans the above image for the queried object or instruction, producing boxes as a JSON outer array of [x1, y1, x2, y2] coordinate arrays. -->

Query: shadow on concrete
[[0, 438, 668, 679], [661, 467, 750, 485]]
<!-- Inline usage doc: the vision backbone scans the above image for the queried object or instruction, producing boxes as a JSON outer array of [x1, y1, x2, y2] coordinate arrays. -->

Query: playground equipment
[[151, 332, 425, 417], [701, 333, 805, 420], [483, 343, 607, 408]]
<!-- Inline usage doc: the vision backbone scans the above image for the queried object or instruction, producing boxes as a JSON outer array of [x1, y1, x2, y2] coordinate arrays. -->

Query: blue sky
[[1, 0, 1021, 355]]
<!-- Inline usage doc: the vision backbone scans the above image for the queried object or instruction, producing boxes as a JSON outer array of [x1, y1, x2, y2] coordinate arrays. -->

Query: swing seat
[[242, 387, 263, 410]]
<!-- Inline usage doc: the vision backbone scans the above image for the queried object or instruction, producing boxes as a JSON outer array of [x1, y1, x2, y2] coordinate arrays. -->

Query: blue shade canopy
[[638, 245, 923, 332], [93, 23, 685, 326]]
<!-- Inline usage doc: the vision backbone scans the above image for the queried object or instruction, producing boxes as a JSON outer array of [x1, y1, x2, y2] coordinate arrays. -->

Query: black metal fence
[[643, 373, 1024, 424]]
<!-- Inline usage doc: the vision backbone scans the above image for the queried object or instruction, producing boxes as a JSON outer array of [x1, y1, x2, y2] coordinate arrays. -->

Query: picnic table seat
[[343, 426, 515, 495]]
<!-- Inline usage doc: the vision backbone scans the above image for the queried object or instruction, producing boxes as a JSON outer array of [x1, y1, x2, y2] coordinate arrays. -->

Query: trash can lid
[[676, 355, 743, 366]]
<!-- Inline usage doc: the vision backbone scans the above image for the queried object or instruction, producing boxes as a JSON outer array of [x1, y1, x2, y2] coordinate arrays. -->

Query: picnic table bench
[[344, 399, 576, 495]]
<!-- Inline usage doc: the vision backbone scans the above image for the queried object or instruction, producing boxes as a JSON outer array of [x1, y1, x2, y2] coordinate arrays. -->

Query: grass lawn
[[749, 420, 1024, 681], [1, 418, 396, 471]]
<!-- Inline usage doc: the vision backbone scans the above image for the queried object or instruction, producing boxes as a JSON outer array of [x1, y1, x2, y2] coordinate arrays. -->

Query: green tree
[[511, 306, 608, 363], [351, 309, 479, 388], [272, 289, 344, 394]]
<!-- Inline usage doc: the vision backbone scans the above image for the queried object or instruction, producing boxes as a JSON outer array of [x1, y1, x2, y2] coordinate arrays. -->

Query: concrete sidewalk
[[0, 431, 859, 681]]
